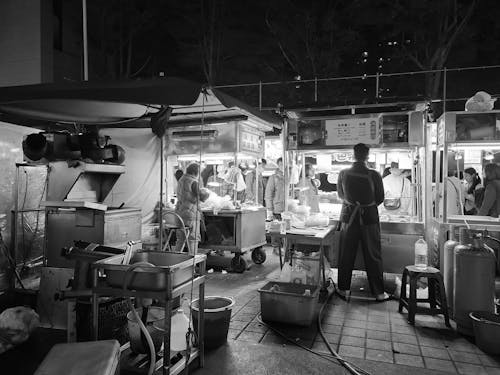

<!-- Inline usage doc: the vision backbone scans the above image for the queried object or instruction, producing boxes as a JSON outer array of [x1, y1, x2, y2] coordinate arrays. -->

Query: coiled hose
[[123, 262, 156, 375]]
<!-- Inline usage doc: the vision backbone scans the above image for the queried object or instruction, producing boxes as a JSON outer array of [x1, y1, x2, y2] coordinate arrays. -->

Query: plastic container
[[34, 340, 120, 375], [259, 282, 319, 326], [191, 296, 235, 349], [170, 309, 190, 351], [127, 306, 164, 354], [142, 223, 159, 250], [469, 311, 500, 355], [414, 236, 428, 269]]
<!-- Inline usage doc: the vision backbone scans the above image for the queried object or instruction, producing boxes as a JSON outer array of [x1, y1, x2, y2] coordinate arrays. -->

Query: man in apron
[[336, 143, 389, 302]]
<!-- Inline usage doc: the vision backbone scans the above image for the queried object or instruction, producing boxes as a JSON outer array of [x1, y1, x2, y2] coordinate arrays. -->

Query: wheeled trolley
[[200, 207, 267, 272]]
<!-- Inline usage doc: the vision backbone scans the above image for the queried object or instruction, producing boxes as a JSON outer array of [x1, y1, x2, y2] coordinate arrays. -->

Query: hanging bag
[[383, 179, 405, 210]]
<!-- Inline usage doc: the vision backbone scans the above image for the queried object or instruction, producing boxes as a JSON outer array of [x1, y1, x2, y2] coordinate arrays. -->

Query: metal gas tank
[[453, 239, 496, 336], [443, 239, 459, 316]]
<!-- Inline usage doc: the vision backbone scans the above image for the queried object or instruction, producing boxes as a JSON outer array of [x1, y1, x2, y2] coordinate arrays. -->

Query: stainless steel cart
[[91, 251, 206, 375], [200, 207, 267, 272]]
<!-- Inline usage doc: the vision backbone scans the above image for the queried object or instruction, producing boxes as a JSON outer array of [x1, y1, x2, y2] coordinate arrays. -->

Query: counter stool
[[162, 211, 191, 253], [398, 265, 451, 327]]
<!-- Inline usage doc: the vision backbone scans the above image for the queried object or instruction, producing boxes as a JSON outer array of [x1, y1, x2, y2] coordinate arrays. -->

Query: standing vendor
[[298, 163, 320, 213], [224, 161, 246, 201], [175, 163, 209, 254], [337, 143, 389, 302], [265, 157, 285, 220], [382, 162, 412, 215], [245, 159, 266, 205]]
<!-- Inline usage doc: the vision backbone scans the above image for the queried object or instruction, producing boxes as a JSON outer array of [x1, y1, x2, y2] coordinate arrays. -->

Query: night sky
[[83, 0, 500, 107]]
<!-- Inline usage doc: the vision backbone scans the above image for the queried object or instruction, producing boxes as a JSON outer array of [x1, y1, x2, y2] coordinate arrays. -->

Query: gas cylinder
[[443, 239, 459, 316], [453, 234, 496, 336]]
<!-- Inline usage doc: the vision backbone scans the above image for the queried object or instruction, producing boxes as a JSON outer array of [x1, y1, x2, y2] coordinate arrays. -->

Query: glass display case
[[429, 110, 500, 268], [285, 106, 428, 273]]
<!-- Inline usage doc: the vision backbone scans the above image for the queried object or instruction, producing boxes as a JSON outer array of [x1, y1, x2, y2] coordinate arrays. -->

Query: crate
[[258, 282, 319, 326]]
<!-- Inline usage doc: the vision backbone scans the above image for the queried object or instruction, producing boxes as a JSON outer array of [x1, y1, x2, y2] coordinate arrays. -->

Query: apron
[[343, 170, 377, 226]]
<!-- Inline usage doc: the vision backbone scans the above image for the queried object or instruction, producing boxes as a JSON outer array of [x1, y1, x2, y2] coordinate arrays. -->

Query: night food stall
[[283, 102, 428, 273], [429, 110, 500, 268], [164, 89, 279, 272], [0, 78, 216, 375]]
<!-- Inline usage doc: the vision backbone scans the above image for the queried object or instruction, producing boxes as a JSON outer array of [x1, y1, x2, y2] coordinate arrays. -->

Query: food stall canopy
[[0, 78, 281, 131]]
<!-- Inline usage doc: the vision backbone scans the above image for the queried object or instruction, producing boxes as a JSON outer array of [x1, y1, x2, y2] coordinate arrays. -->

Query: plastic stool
[[398, 265, 451, 327]]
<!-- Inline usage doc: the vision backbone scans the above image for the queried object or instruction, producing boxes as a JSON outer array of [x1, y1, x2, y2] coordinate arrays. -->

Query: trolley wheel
[[251, 247, 266, 264], [231, 256, 247, 273]]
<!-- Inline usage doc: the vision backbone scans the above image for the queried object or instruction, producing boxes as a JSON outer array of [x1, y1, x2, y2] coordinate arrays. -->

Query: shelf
[[41, 200, 108, 211], [93, 275, 206, 300]]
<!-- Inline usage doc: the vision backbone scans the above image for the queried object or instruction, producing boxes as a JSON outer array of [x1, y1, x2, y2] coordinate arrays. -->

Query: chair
[[398, 265, 451, 327], [161, 210, 191, 253]]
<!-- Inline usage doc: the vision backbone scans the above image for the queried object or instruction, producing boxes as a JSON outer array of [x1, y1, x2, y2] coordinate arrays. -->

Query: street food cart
[[429, 110, 500, 269], [165, 89, 279, 272], [283, 102, 428, 273]]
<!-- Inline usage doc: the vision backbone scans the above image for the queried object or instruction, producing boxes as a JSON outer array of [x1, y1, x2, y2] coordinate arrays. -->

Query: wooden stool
[[398, 265, 451, 327]]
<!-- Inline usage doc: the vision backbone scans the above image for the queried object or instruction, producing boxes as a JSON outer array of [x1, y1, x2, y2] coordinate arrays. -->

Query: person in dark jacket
[[336, 143, 389, 302], [477, 163, 500, 217]]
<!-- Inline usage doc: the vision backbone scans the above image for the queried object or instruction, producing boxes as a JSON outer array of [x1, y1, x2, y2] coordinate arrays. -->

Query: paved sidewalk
[[199, 247, 500, 375]]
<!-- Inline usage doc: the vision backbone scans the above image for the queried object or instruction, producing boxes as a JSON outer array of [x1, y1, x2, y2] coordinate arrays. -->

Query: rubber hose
[[124, 262, 156, 375]]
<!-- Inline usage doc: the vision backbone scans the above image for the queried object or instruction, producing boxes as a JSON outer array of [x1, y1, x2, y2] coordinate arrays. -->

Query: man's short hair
[[353, 143, 369, 161], [390, 162, 399, 169], [186, 163, 199, 176], [277, 157, 283, 164]]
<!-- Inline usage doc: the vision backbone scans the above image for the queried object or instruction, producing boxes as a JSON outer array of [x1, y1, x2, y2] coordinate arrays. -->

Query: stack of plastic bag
[[199, 191, 235, 211]]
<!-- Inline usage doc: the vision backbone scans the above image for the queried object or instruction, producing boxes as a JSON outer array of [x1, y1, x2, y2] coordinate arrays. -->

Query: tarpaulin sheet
[[101, 128, 161, 224]]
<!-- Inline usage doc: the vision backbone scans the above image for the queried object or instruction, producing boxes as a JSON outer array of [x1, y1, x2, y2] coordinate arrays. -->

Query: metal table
[[268, 225, 337, 286], [91, 253, 206, 375]]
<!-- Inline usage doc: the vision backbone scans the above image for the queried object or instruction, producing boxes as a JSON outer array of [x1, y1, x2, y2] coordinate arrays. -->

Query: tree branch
[[265, 11, 300, 74]]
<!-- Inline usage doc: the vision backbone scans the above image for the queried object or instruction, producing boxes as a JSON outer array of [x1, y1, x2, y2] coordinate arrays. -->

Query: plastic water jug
[[170, 309, 190, 352], [414, 237, 428, 270]]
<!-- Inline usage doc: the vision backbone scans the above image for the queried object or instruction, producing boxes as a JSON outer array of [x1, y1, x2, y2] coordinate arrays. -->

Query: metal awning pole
[[82, 0, 89, 81], [159, 136, 164, 250]]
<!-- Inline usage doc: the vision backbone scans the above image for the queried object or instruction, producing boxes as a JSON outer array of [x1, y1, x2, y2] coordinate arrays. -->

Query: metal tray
[[94, 251, 204, 291]]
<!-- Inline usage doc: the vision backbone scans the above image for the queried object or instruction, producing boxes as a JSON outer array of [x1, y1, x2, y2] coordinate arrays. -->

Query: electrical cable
[[182, 87, 210, 375], [0, 231, 25, 290], [317, 293, 371, 375], [256, 311, 370, 375]]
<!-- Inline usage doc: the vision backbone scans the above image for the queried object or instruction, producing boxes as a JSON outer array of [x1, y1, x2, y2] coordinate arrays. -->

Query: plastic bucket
[[127, 306, 164, 354], [469, 311, 500, 355], [191, 296, 235, 349]]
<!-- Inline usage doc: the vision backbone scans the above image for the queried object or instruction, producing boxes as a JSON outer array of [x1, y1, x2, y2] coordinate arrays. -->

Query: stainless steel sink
[[94, 251, 205, 291]]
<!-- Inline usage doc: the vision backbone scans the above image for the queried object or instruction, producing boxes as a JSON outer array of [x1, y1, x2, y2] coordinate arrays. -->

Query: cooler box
[[258, 282, 319, 326], [35, 340, 120, 375]]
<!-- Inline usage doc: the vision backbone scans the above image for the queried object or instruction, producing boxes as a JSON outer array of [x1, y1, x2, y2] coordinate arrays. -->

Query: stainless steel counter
[[327, 217, 425, 273]]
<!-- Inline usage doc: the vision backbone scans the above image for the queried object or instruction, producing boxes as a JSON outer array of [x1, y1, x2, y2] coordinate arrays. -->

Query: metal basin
[[95, 251, 202, 291]]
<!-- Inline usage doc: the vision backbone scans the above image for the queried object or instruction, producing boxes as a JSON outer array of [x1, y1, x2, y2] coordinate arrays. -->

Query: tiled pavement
[[195, 247, 500, 374], [226, 293, 500, 374]]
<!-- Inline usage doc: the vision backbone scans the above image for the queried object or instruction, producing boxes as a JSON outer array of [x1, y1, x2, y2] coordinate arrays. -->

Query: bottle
[[170, 309, 190, 352], [414, 236, 428, 270]]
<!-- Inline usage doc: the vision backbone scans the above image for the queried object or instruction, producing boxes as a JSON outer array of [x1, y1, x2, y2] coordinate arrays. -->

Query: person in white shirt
[[446, 171, 466, 216], [382, 162, 412, 215]]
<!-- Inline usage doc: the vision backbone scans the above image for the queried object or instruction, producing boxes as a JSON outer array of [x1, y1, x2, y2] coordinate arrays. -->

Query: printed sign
[[325, 115, 380, 146]]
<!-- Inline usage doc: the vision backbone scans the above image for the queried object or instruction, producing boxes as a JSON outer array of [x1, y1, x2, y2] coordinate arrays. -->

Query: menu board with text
[[325, 115, 380, 146]]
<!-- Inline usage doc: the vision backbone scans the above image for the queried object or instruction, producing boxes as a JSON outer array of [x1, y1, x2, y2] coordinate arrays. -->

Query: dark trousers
[[338, 221, 385, 295]]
